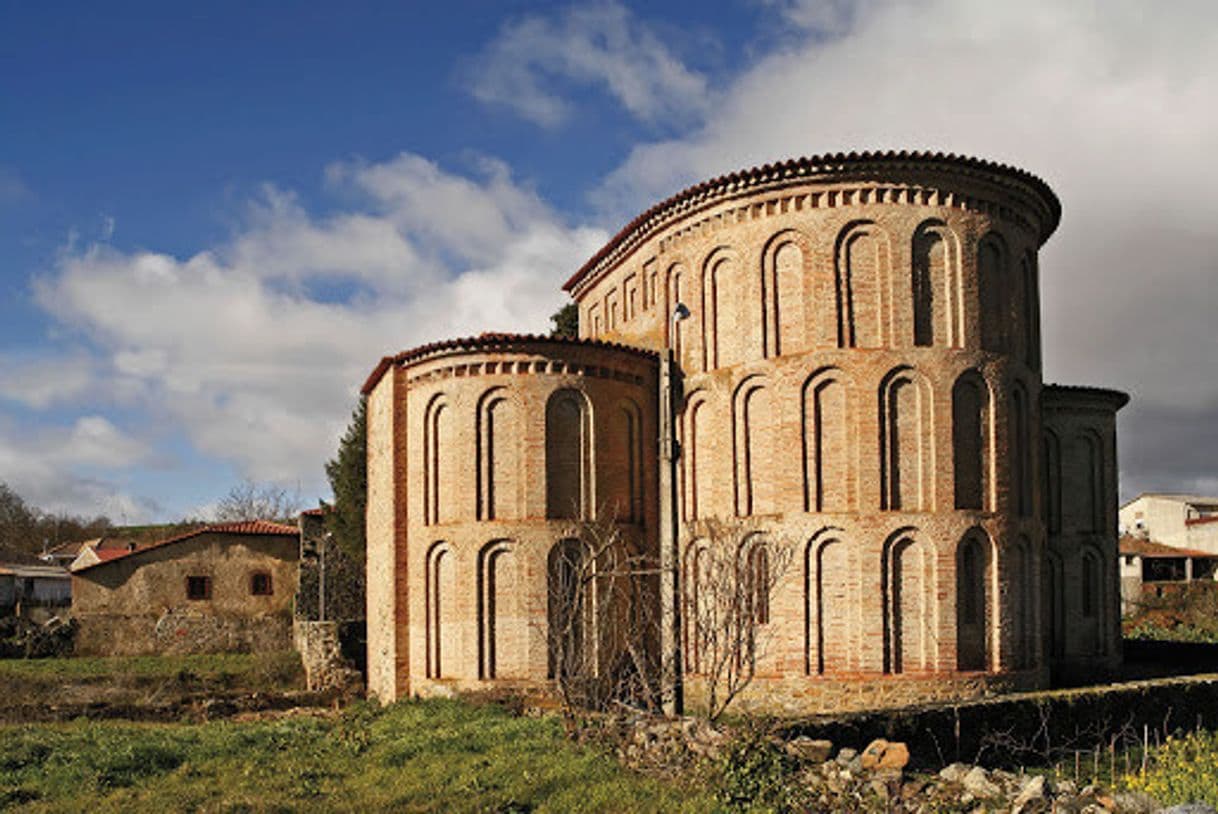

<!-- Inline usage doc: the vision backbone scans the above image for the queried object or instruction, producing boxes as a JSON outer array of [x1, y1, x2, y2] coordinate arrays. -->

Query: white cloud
[[464, 1, 710, 128], [0, 416, 153, 521], [592, 0, 1218, 495], [0, 353, 98, 409], [31, 153, 607, 501]]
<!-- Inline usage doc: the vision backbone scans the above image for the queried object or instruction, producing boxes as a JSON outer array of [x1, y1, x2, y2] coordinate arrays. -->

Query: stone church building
[[363, 151, 1127, 713]]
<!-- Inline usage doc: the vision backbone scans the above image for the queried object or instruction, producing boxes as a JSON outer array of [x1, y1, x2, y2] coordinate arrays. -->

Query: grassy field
[[0, 699, 716, 813]]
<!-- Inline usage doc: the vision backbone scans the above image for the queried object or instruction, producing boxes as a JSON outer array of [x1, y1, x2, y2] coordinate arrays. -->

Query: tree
[[549, 302, 578, 339], [0, 482, 37, 552], [324, 397, 366, 561], [545, 513, 664, 713], [684, 518, 795, 721], [214, 480, 301, 523]]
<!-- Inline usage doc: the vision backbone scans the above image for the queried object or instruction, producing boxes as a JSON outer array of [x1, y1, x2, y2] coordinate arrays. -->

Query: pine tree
[[324, 397, 367, 560]]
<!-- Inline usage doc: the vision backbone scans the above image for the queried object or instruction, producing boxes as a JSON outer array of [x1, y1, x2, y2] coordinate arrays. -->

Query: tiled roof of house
[[1119, 535, 1215, 559], [72, 520, 298, 573], [563, 150, 1062, 293], [361, 331, 657, 395]]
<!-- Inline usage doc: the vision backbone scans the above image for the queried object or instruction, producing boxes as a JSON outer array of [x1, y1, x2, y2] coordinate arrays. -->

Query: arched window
[[1043, 550, 1064, 660], [734, 377, 776, 516], [546, 390, 591, 520], [425, 542, 453, 679], [911, 220, 961, 347], [1043, 430, 1062, 533], [547, 538, 592, 680], [684, 394, 715, 521], [807, 530, 850, 675], [955, 531, 992, 671], [683, 541, 710, 674], [742, 535, 771, 626], [883, 530, 930, 674], [836, 221, 890, 349], [702, 248, 744, 369], [666, 263, 686, 363], [978, 234, 1007, 353], [880, 367, 934, 511], [1011, 382, 1032, 517], [477, 540, 518, 680], [762, 231, 810, 357], [477, 388, 518, 521], [423, 394, 450, 525], [1010, 536, 1035, 670], [617, 400, 644, 523], [952, 372, 988, 510], [803, 369, 851, 513]]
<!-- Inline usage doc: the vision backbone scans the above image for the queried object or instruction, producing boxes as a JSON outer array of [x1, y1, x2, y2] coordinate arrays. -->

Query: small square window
[[186, 576, 211, 601], [251, 572, 273, 596]]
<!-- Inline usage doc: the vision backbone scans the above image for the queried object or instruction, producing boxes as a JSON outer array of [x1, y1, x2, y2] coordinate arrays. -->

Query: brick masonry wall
[[365, 156, 1127, 712]]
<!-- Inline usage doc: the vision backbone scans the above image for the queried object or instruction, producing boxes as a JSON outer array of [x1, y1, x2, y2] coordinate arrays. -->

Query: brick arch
[[701, 246, 745, 370], [545, 389, 593, 520], [978, 231, 1009, 353], [682, 390, 718, 522], [682, 538, 711, 674], [805, 527, 851, 675], [1016, 250, 1040, 369], [547, 537, 594, 680], [1010, 379, 1032, 517], [955, 528, 995, 671], [882, 527, 934, 674], [615, 398, 645, 523], [425, 540, 454, 679], [1008, 534, 1036, 670], [760, 228, 813, 358], [951, 370, 991, 511], [733, 375, 777, 517], [1043, 428, 1062, 533], [835, 220, 891, 348], [1071, 430, 1104, 533], [423, 393, 451, 526], [879, 366, 935, 511], [477, 539, 521, 679], [665, 261, 688, 364], [802, 367, 853, 513], [476, 386, 519, 521], [1079, 544, 1107, 656], [911, 219, 963, 348]]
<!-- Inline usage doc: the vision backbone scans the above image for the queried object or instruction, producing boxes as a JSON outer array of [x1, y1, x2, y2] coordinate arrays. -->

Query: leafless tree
[[544, 513, 668, 714], [684, 517, 795, 722], [214, 480, 301, 523]]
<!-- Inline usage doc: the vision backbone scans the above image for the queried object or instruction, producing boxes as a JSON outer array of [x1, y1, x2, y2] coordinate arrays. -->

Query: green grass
[[0, 699, 716, 813]]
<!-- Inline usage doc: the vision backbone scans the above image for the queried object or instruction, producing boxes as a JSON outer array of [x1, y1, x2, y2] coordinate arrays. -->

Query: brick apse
[[363, 151, 1128, 713]]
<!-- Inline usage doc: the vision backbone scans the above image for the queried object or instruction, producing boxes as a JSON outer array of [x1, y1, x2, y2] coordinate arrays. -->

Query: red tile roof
[[1186, 516, 1218, 527], [361, 332, 657, 395], [72, 520, 298, 573], [1119, 536, 1215, 559], [563, 150, 1062, 293], [300, 507, 326, 517]]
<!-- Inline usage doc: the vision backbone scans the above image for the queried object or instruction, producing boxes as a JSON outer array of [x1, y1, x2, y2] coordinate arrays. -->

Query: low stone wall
[[782, 672, 1218, 769], [683, 669, 1044, 717], [75, 610, 292, 656], [293, 620, 363, 693]]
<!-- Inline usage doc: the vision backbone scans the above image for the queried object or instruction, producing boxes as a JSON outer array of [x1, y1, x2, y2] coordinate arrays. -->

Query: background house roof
[[71, 520, 298, 573]]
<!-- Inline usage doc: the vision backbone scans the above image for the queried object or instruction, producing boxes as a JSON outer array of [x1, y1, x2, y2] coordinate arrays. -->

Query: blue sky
[[2, 0, 1217, 521]]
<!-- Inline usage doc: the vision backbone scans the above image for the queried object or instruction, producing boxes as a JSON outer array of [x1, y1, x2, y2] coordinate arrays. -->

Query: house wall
[[72, 532, 298, 656]]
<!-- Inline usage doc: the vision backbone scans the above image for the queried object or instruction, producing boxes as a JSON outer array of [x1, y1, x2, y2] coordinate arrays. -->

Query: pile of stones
[[604, 714, 1214, 813]]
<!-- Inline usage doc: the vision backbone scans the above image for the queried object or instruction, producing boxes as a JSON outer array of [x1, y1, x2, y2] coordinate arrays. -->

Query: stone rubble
[[600, 714, 1208, 813]]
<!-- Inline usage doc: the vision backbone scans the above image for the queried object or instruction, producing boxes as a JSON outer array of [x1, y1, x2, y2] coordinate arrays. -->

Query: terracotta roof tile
[[72, 520, 298, 573], [563, 150, 1062, 293], [361, 332, 657, 395], [1119, 535, 1215, 559]]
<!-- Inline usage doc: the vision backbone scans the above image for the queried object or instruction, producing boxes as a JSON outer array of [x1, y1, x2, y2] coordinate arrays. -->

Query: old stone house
[[71, 520, 299, 656], [364, 151, 1128, 713]]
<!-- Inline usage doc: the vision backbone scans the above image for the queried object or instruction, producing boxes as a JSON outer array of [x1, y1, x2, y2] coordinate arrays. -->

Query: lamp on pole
[[660, 302, 689, 716]]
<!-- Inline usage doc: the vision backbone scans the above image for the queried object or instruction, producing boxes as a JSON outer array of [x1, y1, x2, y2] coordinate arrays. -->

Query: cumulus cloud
[[0, 353, 98, 409], [0, 416, 154, 521], [594, 0, 1218, 498], [464, 1, 710, 128], [30, 153, 607, 502]]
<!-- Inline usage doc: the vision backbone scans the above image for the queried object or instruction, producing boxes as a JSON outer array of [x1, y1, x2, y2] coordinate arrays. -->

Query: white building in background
[[1120, 494, 1218, 555]]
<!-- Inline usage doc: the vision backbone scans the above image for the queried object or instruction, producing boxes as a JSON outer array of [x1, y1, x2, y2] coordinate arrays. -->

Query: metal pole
[[659, 346, 683, 716]]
